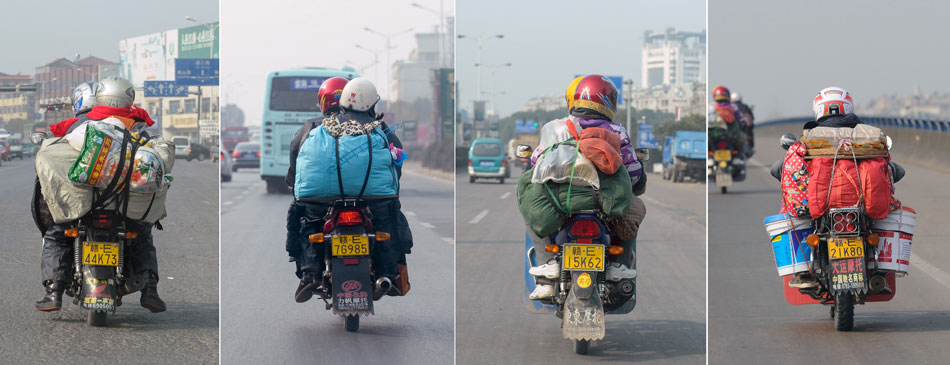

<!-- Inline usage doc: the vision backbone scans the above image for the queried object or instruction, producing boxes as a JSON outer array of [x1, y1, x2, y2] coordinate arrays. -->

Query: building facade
[[34, 56, 118, 124], [641, 29, 706, 88], [631, 82, 706, 119], [0, 73, 34, 132]]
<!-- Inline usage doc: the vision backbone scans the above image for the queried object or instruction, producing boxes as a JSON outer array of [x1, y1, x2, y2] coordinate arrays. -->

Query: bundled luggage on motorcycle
[[67, 121, 132, 189], [763, 213, 814, 277], [294, 123, 398, 199], [518, 166, 632, 237], [869, 205, 916, 274]]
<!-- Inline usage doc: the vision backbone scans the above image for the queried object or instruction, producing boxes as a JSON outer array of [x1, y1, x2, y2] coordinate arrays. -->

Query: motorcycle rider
[[35, 77, 166, 313], [288, 78, 412, 302], [731, 91, 755, 152], [710, 85, 750, 177], [527, 75, 645, 299]]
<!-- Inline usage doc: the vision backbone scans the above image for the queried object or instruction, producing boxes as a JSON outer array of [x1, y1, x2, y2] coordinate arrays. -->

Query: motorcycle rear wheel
[[88, 310, 107, 327], [344, 315, 359, 332], [834, 292, 854, 331], [574, 339, 590, 355]]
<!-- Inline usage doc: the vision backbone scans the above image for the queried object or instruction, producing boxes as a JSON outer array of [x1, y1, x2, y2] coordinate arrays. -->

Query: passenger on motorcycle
[[527, 75, 646, 299], [731, 91, 755, 151], [35, 77, 166, 313], [287, 78, 412, 302]]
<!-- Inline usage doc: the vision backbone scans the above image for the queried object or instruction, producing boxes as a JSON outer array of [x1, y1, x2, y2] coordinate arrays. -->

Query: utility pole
[[624, 79, 636, 142]]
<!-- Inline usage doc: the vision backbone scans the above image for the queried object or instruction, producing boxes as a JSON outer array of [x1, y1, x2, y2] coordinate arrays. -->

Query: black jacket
[[285, 109, 403, 187], [735, 101, 754, 122], [804, 113, 862, 130]]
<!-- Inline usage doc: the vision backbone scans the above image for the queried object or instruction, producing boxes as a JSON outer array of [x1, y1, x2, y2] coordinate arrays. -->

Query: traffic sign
[[175, 59, 219, 86], [144, 81, 188, 97], [638, 123, 659, 148]]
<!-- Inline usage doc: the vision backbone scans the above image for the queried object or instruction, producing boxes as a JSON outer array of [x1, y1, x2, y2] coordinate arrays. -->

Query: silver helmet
[[96, 76, 135, 108], [71, 81, 100, 115]]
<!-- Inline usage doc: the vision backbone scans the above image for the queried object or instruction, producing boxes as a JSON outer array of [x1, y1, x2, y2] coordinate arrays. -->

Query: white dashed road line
[[441, 237, 454, 245], [910, 252, 950, 290], [499, 192, 511, 200], [469, 209, 489, 224], [420, 222, 435, 229]]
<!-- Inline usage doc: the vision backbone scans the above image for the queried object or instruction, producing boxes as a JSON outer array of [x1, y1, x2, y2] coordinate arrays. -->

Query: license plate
[[331, 234, 369, 256], [713, 149, 732, 162], [829, 237, 864, 260], [81, 241, 120, 267], [480, 161, 494, 167], [562, 244, 605, 271]]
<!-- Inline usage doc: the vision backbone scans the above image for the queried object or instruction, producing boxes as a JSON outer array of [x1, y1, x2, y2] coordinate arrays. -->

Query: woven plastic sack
[[129, 147, 166, 193], [531, 142, 600, 188], [295, 125, 398, 199], [67, 122, 131, 189]]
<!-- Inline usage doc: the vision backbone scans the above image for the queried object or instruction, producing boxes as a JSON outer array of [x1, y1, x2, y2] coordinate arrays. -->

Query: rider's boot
[[788, 272, 819, 288], [140, 273, 167, 313], [35, 280, 65, 311], [294, 272, 318, 303]]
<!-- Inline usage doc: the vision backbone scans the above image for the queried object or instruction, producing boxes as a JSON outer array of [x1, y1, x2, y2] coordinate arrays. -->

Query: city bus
[[260, 67, 358, 193], [221, 125, 249, 152]]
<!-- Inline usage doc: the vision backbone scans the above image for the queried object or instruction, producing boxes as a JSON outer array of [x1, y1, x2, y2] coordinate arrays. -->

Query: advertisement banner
[[178, 22, 219, 59], [169, 115, 198, 129], [119, 32, 167, 87], [164, 28, 179, 80]]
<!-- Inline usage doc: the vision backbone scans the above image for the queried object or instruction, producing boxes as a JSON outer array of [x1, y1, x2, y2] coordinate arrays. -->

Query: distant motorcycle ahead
[[707, 130, 739, 194]]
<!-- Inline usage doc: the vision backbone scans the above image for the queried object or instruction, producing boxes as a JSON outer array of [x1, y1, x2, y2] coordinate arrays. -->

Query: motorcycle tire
[[344, 315, 359, 332], [88, 310, 107, 327], [834, 292, 854, 331], [574, 339, 589, 355]]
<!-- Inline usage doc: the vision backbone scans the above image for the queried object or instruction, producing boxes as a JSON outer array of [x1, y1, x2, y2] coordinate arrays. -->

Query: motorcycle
[[707, 134, 739, 194], [774, 134, 904, 331], [301, 197, 396, 332], [520, 144, 645, 354]]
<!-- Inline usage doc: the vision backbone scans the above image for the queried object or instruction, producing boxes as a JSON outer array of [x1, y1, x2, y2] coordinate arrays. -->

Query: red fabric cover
[[780, 141, 809, 217], [49, 105, 155, 137], [807, 156, 892, 219], [50, 118, 80, 137], [715, 104, 736, 124], [577, 127, 623, 174]]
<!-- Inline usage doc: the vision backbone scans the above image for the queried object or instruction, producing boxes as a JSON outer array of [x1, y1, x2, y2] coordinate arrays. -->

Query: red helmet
[[317, 77, 349, 113], [812, 86, 853, 121], [571, 75, 619, 120], [712, 85, 730, 102]]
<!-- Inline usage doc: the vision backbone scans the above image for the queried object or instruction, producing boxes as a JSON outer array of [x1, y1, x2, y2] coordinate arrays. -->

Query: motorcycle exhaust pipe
[[868, 275, 892, 294], [373, 277, 392, 300]]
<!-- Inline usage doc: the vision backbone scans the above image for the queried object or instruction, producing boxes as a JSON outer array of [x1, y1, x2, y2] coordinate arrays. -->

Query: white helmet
[[730, 92, 742, 103], [96, 76, 135, 108], [339, 78, 379, 112], [812, 86, 853, 121], [71, 81, 100, 115]]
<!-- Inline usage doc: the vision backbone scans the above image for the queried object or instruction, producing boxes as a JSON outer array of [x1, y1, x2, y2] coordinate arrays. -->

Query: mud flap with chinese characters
[[331, 257, 374, 316], [80, 265, 117, 312], [562, 271, 605, 341]]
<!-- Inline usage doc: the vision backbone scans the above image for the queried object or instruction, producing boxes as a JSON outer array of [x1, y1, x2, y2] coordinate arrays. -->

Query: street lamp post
[[364, 27, 413, 99], [474, 62, 511, 115], [411, 1, 446, 68], [355, 44, 388, 85], [458, 34, 504, 138], [623, 79, 635, 139]]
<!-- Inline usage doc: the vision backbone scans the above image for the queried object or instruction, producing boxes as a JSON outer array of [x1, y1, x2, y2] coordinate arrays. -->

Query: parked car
[[171, 136, 211, 161], [220, 148, 233, 182], [231, 142, 260, 171], [467, 138, 507, 184], [7, 139, 23, 160]]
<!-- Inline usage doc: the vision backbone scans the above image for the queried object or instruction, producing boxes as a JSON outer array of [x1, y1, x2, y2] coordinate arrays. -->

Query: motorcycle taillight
[[337, 210, 362, 226], [92, 214, 113, 229], [716, 140, 729, 150], [569, 218, 601, 237], [832, 211, 859, 234]]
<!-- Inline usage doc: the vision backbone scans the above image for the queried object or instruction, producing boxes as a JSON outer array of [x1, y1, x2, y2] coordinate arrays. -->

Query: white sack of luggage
[[35, 121, 175, 224]]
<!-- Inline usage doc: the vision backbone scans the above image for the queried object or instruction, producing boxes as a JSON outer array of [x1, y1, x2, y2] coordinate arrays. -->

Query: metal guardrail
[[756, 115, 950, 133]]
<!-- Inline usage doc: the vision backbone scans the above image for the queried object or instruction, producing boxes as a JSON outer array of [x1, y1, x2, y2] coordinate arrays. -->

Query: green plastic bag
[[517, 167, 632, 237], [68, 122, 131, 189]]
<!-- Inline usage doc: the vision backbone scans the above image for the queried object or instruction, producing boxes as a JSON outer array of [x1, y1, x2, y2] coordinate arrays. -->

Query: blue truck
[[662, 130, 706, 183]]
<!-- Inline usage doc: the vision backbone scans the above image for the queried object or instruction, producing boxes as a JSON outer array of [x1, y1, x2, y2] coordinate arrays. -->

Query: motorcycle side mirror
[[516, 144, 533, 158], [885, 135, 893, 150], [30, 131, 49, 146], [779, 133, 797, 151], [635, 148, 650, 162]]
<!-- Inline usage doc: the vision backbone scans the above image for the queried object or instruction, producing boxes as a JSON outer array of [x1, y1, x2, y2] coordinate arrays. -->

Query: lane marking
[[469, 209, 489, 224], [441, 237, 454, 245], [499, 192, 511, 200], [421, 222, 435, 229], [223, 201, 234, 205], [405, 211, 417, 216], [910, 252, 950, 289]]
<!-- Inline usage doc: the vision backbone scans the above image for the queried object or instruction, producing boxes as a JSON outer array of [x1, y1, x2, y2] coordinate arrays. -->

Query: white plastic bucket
[[870, 206, 916, 235], [869, 231, 912, 273], [764, 213, 814, 276]]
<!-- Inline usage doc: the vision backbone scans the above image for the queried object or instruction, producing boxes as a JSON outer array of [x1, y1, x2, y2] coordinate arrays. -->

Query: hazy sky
[[0, 1, 218, 75], [456, 0, 705, 117], [222, 0, 452, 124], [710, 0, 950, 121]]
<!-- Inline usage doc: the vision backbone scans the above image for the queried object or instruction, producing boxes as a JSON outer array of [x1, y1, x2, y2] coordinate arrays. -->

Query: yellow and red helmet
[[571, 75, 619, 120], [317, 77, 349, 113], [712, 85, 730, 102], [564, 76, 584, 110]]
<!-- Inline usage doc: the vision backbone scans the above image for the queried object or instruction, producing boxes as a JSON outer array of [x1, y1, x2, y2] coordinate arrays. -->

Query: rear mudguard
[[330, 256, 374, 316], [80, 265, 118, 312], [523, 230, 636, 314], [562, 272, 605, 341]]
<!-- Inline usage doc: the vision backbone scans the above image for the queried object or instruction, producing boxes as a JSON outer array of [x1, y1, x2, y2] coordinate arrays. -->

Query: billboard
[[179, 22, 219, 59], [175, 59, 219, 86], [638, 122, 659, 148], [144, 81, 188, 97], [436, 68, 454, 142], [119, 32, 168, 87]]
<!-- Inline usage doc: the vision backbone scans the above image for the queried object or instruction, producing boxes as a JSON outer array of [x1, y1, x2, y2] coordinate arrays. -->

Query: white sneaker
[[528, 263, 560, 279], [528, 284, 554, 299], [606, 263, 637, 281]]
